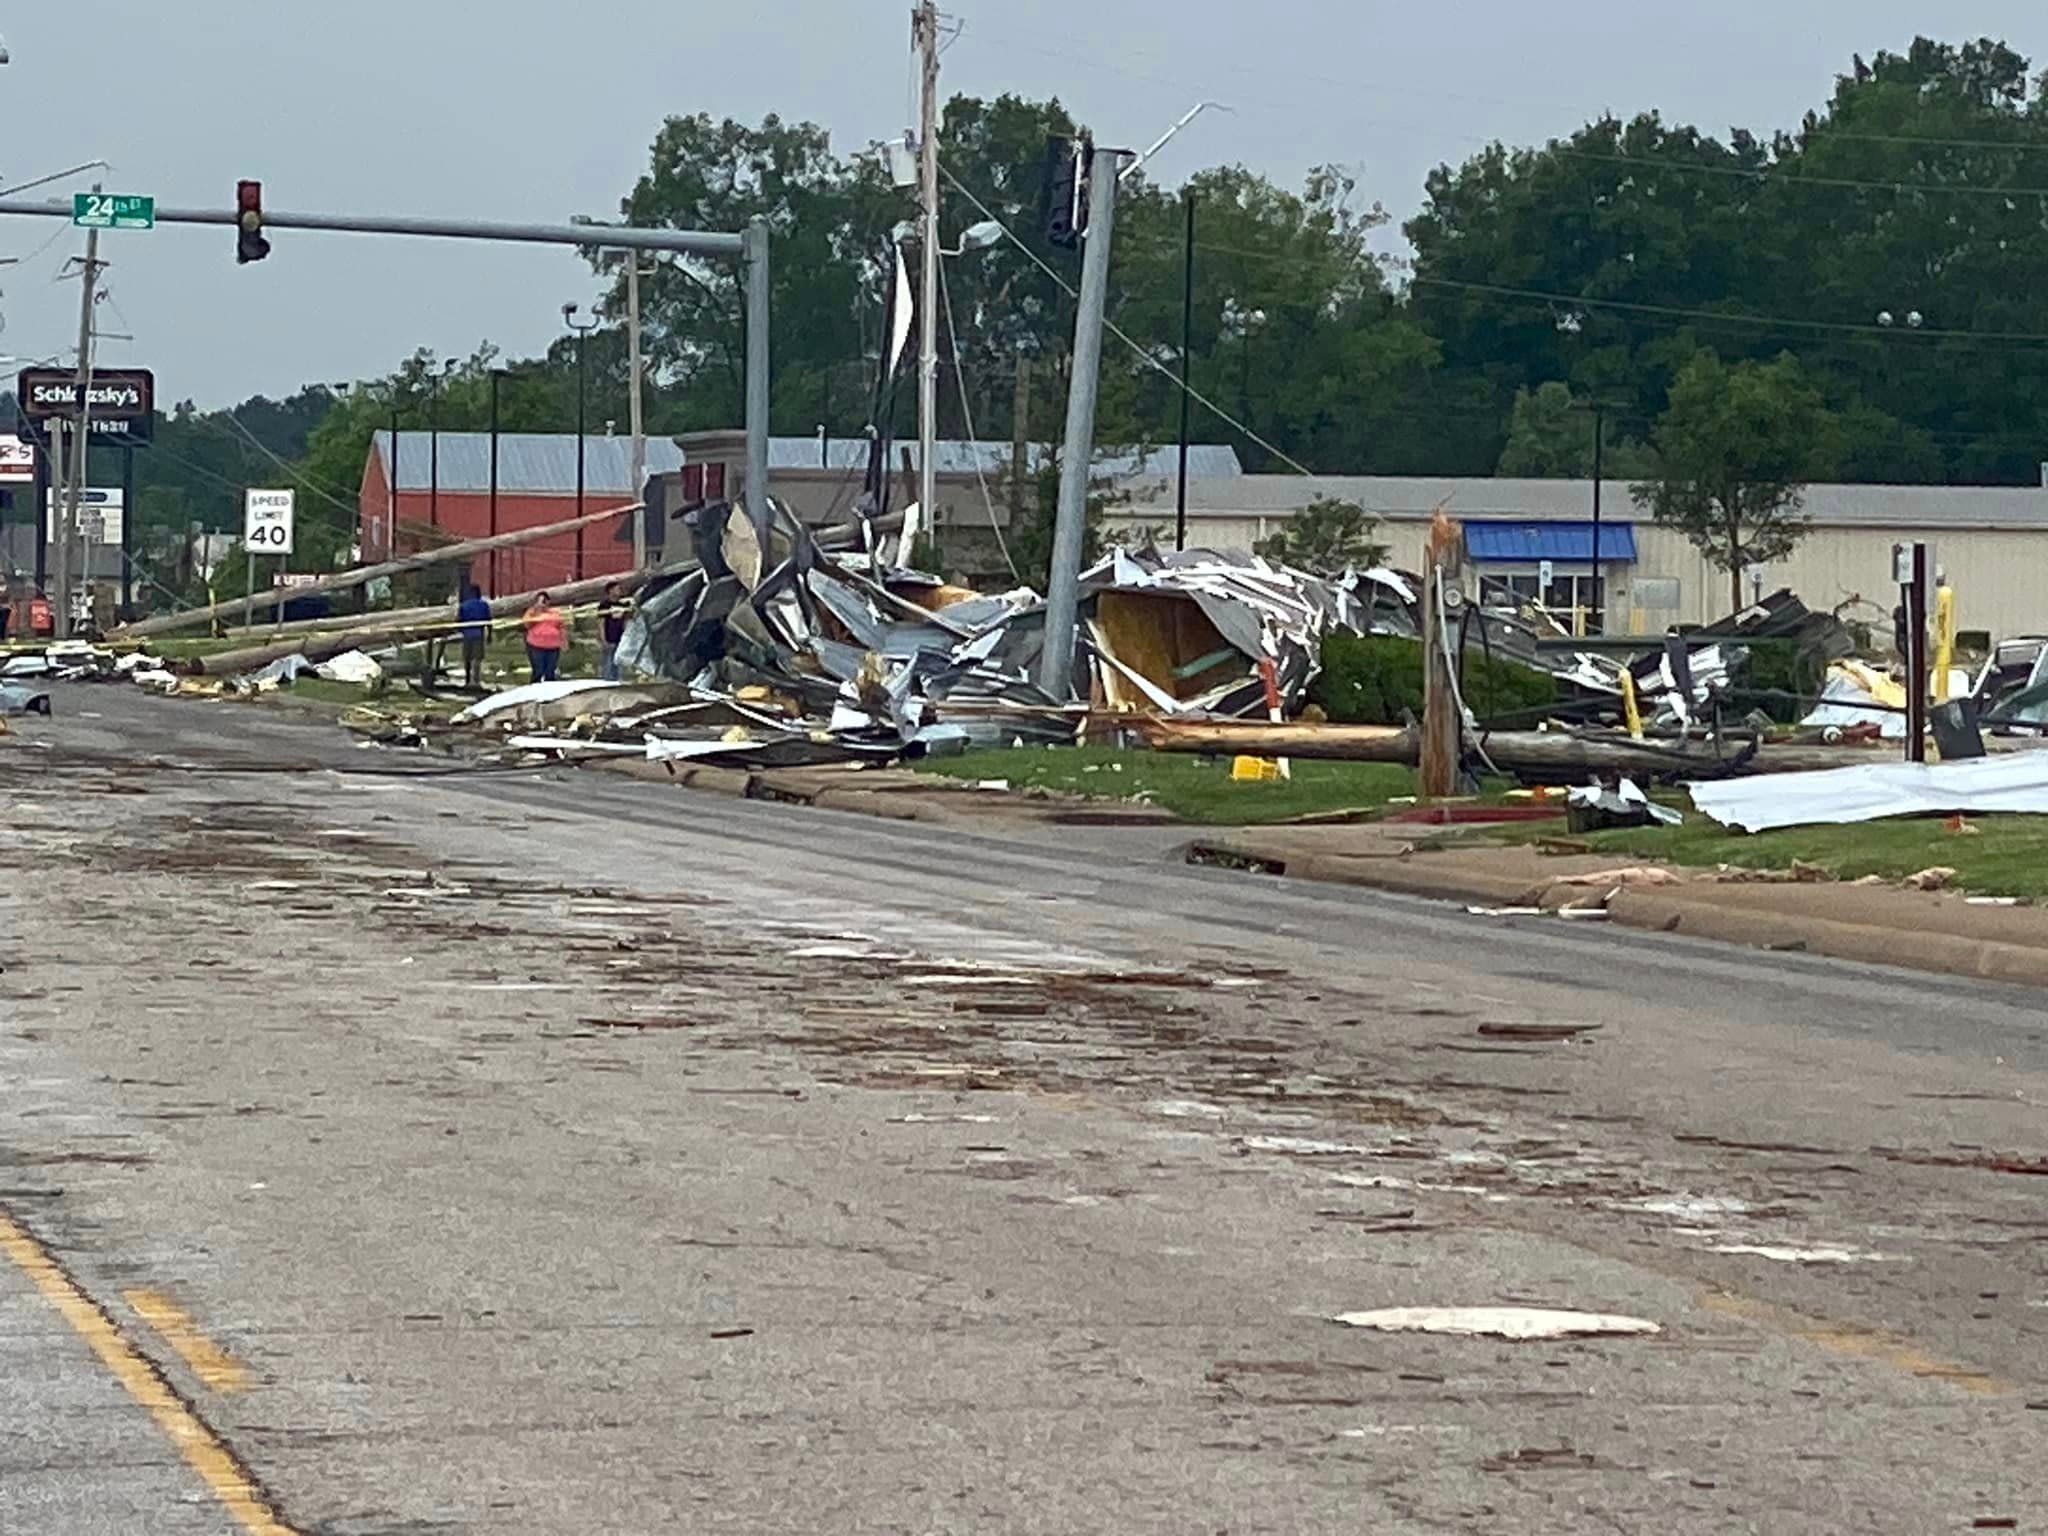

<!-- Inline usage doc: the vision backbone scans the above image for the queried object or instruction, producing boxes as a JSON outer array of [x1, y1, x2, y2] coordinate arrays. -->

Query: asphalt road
[[4, 684, 2046, 1533]]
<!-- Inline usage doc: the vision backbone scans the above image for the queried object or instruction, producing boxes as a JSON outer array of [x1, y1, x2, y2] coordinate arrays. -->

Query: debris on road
[[1706, 1243, 1894, 1264], [1330, 1306, 1661, 1340]]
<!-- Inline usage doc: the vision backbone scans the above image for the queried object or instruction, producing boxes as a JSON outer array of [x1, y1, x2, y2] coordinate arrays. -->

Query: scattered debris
[[1331, 1307, 1660, 1340], [1707, 1243, 1894, 1264], [1476, 1022, 1600, 1042], [1566, 777, 1683, 832], [1546, 866, 1681, 890]]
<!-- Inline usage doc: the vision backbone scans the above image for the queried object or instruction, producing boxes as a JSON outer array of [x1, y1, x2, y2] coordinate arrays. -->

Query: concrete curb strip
[[1189, 838, 2048, 990]]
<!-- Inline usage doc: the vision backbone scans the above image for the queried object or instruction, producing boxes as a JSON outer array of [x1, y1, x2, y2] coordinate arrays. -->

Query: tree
[[1253, 496, 1388, 576], [1632, 352, 1834, 611], [1496, 382, 1656, 478]]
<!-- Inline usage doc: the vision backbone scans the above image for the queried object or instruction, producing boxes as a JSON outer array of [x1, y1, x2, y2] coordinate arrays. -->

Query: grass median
[[916, 745, 1417, 825], [1503, 806, 2048, 899]]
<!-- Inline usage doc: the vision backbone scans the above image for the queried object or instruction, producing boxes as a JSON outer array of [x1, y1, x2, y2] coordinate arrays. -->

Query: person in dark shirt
[[457, 585, 493, 690], [599, 581, 630, 681]]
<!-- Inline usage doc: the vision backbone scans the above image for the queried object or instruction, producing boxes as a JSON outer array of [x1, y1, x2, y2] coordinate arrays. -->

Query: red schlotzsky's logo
[[16, 367, 156, 447]]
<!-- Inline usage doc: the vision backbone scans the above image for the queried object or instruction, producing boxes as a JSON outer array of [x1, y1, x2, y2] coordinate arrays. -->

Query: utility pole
[[1589, 401, 1604, 636], [913, 0, 941, 544], [1009, 352, 1031, 529], [54, 209, 104, 639], [1038, 145, 1120, 699], [1420, 509, 1463, 798], [627, 253, 647, 568], [1175, 190, 1196, 552]]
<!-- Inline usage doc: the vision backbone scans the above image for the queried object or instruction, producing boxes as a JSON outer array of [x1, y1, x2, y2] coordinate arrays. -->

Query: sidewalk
[[1188, 822, 2048, 988]]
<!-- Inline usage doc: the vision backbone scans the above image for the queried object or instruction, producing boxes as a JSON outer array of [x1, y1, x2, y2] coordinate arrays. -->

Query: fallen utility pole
[[0, 196, 772, 542], [1129, 716, 1875, 778], [116, 501, 641, 639], [186, 561, 689, 679], [180, 502, 912, 677]]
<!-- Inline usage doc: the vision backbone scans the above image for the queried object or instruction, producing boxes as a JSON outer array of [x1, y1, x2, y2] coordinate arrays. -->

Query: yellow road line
[[1701, 1290, 2012, 1397], [126, 1287, 255, 1394], [0, 1212, 296, 1535]]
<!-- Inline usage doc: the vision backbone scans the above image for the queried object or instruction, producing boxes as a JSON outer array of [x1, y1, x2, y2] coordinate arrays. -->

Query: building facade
[[1107, 475, 2048, 641], [359, 432, 684, 595]]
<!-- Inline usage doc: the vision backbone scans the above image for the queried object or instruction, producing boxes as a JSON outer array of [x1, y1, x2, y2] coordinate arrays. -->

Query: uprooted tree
[[1631, 351, 1833, 613], [1253, 496, 1390, 577]]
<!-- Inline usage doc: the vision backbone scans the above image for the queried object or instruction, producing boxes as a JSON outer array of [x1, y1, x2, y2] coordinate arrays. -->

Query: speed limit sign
[[244, 488, 295, 555]]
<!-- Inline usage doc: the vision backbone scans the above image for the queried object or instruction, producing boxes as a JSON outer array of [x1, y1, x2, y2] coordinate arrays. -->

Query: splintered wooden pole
[[1419, 507, 1462, 798]]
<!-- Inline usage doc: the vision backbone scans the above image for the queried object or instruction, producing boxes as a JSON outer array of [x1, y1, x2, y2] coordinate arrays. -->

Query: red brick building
[[359, 431, 682, 595]]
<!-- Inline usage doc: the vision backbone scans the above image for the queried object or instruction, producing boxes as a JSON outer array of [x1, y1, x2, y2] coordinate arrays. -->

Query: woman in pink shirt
[[522, 593, 567, 682]]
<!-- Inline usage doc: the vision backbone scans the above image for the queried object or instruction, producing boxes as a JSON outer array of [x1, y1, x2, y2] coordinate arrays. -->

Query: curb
[[1187, 837, 2048, 990]]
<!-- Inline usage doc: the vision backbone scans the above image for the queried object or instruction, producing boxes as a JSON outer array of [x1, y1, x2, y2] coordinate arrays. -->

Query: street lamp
[[428, 356, 458, 530], [564, 303, 599, 582]]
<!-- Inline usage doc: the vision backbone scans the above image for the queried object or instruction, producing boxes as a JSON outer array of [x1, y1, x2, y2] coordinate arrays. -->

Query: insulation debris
[[1330, 1306, 1661, 1340]]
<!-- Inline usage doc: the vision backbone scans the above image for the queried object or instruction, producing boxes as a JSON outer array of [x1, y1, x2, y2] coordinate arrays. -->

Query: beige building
[[1108, 475, 2048, 641]]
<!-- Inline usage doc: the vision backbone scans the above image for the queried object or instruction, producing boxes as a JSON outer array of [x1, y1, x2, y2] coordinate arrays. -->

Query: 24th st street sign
[[72, 192, 154, 230]]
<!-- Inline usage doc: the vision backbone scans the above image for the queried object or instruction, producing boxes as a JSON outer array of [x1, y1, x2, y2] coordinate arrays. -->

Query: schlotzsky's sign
[[16, 367, 155, 447]]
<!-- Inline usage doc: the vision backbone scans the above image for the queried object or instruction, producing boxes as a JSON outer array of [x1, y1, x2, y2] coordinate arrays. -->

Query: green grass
[[915, 745, 1419, 825], [1501, 806, 2048, 898]]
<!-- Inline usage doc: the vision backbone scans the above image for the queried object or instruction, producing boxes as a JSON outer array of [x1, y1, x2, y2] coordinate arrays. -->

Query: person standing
[[522, 592, 566, 683], [457, 583, 494, 690], [598, 581, 630, 682]]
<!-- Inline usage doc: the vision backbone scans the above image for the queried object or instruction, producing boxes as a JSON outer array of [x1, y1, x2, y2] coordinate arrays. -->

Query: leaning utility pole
[[912, 0, 941, 545], [1038, 145, 1120, 699], [54, 212, 104, 639], [627, 253, 647, 568]]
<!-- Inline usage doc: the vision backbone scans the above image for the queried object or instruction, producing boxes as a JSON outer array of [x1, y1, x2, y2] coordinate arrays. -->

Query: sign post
[[72, 193, 155, 231], [244, 489, 295, 633]]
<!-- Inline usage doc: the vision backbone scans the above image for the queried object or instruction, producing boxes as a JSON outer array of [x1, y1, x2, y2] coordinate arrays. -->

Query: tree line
[[117, 34, 2048, 598]]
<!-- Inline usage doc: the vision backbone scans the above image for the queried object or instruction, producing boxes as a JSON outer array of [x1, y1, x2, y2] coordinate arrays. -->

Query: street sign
[[43, 488, 123, 546], [0, 434, 35, 484], [73, 192, 155, 230], [17, 367, 156, 447], [1537, 558, 1555, 590], [244, 488, 295, 555]]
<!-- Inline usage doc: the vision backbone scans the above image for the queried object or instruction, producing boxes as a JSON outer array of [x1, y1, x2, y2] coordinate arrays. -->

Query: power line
[[940, 161, 1340, 492], [1409, 276, 2048, 348], [937, 258, 1021, 581], [960, 17, 2048, 186]]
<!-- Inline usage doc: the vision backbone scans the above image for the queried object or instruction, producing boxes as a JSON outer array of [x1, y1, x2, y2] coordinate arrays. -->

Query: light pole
[[572, 213, 654, 568], [427, 356, 458, 531], [564, 303, 598, 581], [488, 368, 505, 593]]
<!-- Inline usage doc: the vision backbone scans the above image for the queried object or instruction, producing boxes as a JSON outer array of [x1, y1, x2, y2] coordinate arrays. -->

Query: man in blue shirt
[[457, 584, 493, 690]]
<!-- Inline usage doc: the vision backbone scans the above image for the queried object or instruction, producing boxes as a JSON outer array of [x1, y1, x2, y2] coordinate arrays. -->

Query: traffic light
[[237, 180, 270, 264], [1042, 137, 1092, 250]]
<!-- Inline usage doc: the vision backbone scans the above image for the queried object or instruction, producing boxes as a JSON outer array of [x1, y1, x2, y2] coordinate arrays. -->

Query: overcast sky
[[0, 1, 2039, 409]]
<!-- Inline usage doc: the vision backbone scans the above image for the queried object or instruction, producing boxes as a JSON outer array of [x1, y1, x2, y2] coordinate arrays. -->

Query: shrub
[[1311, 632, 1557, 725]]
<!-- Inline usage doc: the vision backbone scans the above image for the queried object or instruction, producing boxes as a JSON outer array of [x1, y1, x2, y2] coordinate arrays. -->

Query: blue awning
[[1465, 520, 1637, 565]]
